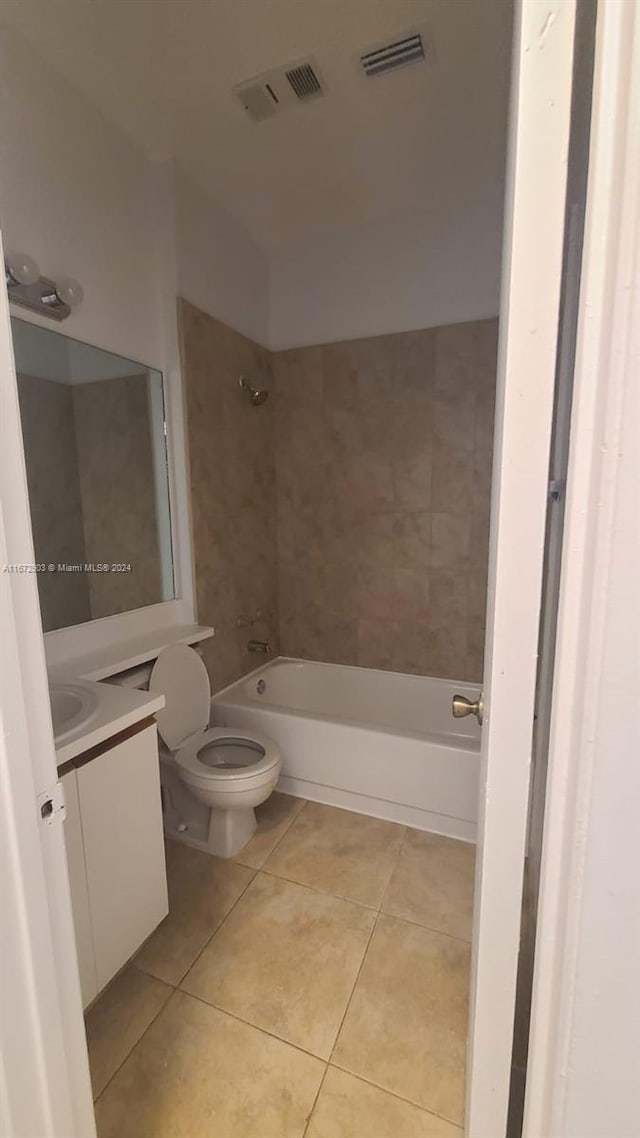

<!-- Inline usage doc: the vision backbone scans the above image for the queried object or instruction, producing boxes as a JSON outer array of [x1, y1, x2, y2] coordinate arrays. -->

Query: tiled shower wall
[[179, 299, 279, 692], [180, 301, 496, 689], [273, 320, 497, 681]]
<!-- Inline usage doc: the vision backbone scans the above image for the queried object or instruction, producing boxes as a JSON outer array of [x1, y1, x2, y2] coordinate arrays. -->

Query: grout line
[[301, 1062, 330, 1138], [258, 865, 381, 913], [178, 988, 330, 1066], [377, 908, 474, 947], [328, 907, 381, 1067], [234, 795, 308, 871], [326, 1059, 465, 1130], [94, 858, 261, 1104], [171, 866, 259, 987], [378, 825, 408, 914], [93, 985, 180, 1106]]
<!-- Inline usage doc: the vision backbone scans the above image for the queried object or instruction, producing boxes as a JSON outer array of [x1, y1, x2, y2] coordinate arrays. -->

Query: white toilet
[[150, 644, 281, 858]]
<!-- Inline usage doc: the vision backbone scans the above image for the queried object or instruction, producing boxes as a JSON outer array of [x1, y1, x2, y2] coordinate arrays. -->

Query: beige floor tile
[[181, 872, 375, 1058], [383, 829, 476, 940], [134, 840, 254, 985], [85, 965, 172, 1099], [307, 1068, 462, 1138], [95, 990, 324, 1138], [333, 914, 470, 1125], [264, 802, 405, 908], [233, 792, 307, 869]]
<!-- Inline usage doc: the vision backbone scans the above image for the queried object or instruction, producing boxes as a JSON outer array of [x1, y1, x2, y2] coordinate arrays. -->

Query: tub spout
[[248, 639, 271, 654]]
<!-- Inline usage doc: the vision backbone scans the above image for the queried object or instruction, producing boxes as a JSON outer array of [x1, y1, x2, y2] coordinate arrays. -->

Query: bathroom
[[0, 2, 602, 1137]]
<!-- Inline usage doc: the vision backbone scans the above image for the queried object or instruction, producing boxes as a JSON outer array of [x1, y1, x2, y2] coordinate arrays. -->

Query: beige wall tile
[[179, 298, 279, 693], [95, 991, 324, 1138], [393, 510, 431, 568], [430, 513, 471, 570], [306, 1067, 462, 1138], [393, 451, 433, 511], [333, 914, 470, 1125], [182, 873, 375, 1058], [185, 311, 496, 684], [431, 445, 474, 514]]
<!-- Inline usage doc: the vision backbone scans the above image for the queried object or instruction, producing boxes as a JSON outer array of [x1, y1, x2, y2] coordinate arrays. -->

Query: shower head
[[239, 375, 269, 406]]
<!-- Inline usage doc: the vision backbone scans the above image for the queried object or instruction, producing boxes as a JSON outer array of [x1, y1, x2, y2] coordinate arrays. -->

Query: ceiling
[[1, 0, 513, 251]]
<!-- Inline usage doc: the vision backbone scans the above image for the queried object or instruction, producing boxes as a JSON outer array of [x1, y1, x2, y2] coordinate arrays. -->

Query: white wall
[[268, 184, 504, 349], [0, 31, 269, 363], [0, 32, 165, 370], [173, 171, 269, 346]]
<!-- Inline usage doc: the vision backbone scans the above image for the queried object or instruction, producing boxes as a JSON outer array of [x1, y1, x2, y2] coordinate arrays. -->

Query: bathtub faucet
[[248, 639, 271, 655]]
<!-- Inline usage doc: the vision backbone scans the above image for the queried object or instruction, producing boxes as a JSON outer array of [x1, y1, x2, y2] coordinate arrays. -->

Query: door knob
[[452, 692, 484, 725]]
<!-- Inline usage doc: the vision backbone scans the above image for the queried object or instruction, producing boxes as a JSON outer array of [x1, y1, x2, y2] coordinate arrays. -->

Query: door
[[0, 230, 96, 1135], [466, 1, 579, 1134]]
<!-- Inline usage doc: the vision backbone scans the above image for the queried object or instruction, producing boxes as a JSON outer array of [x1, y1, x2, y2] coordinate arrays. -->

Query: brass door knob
[[452, 692, 484, 725]]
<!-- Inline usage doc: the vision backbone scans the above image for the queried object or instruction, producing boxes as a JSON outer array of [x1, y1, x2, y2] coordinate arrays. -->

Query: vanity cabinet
[[62, 722, 168, 1007], [61, 769, 97, 1007]]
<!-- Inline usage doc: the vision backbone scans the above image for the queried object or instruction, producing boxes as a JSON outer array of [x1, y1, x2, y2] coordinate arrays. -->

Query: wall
[[178, 299, 278, 692], [17, 374, 90, 630], [274, 318, 497, 680], [0, 31, 164, 370], [1, 29, 270, 646], [173, 172, 269, 348], [268, 192, 503, 350], [72, 375, 163, 618]]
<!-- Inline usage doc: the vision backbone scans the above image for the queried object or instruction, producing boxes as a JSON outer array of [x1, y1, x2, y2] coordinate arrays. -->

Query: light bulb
[[5, 251, 40, 286], [55, 277, 83, 308]]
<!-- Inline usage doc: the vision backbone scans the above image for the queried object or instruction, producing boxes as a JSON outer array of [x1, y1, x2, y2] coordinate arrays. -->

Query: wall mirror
[[11, 317, 175, 633]]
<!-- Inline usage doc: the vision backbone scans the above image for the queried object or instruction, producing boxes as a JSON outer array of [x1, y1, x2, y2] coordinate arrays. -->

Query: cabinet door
[[61, 770, 98, 1008], [77, 724, 168, 991]]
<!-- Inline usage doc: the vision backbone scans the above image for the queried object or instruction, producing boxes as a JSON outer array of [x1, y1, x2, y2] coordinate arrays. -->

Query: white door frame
[[0, 232, 95, 1136], [524, 1, 640, 1133], [466, 1, 578, 1134]]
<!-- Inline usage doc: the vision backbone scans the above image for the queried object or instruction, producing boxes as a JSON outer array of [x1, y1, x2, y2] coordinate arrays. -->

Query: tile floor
[[87, 794, 475, 1138]]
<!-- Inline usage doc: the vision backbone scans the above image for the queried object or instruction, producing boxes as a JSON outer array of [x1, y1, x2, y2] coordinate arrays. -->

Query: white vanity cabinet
[[61, 722, 168, 1007]]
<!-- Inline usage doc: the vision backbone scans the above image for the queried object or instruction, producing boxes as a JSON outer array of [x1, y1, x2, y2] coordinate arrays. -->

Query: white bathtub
[[212, 658, 480, 842]]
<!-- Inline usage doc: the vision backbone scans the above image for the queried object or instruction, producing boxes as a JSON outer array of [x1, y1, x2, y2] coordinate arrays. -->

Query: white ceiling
[[1, 0, 513, 251]]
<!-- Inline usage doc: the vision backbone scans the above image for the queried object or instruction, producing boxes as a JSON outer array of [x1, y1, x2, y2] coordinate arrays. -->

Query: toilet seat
[[175, 727, 280, 783], [149, 645, 279, 785]]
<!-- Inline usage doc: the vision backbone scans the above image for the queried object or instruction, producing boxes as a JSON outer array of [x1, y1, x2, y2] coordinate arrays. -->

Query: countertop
[[47, 622, 213, 683], [55, 680, 165, 770]]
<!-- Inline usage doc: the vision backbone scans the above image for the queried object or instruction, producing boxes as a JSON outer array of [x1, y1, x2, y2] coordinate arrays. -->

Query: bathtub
[[212, 658, 480, 842]]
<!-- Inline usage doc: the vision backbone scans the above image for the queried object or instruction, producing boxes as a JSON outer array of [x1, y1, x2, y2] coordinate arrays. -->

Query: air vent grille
[[360, 33, 425, 78], [234, 57, 325, 121], [286, 62, 323, 100]]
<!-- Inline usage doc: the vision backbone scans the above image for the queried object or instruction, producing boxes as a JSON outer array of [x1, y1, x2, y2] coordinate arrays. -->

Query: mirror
[[11, 318, 175, 632]]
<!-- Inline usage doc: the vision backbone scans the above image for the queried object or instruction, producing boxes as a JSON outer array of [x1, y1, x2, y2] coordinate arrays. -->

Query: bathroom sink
[[49, 681, 100, 744]]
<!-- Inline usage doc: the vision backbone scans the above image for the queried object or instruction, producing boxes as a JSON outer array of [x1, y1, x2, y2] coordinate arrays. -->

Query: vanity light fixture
[[5, 251, 83, 321]]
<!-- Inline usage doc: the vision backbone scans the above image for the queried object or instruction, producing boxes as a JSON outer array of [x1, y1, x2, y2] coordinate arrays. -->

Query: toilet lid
[[150, 644, 210, 751]]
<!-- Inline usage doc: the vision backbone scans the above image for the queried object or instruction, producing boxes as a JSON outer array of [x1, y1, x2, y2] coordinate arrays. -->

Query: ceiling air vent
[[286, 62, 323, 101], [360, 32, 426, 78], [234, 57, 325, 122]]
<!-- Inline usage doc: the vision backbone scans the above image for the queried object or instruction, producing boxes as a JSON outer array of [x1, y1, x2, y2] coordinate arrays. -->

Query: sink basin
[[49, 681, 100, 744]]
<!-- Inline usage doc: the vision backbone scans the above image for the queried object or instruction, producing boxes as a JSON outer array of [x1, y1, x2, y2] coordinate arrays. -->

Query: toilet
[[149, 644, 281, 858]]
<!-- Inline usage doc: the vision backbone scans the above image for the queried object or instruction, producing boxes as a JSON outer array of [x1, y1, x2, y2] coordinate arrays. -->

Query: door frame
[[523, 1, 640, 1131], [0, 232, 96, 1137], [467, 1, 578, 1133]]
